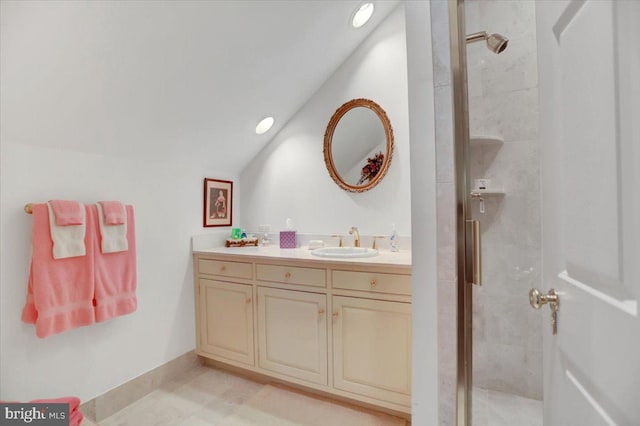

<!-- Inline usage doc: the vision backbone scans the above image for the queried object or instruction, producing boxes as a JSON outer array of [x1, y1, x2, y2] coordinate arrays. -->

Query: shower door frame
[[448, 0, 474, 425]]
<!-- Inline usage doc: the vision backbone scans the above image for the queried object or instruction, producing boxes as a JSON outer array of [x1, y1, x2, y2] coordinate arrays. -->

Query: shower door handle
[[466, 220, 482, 286]]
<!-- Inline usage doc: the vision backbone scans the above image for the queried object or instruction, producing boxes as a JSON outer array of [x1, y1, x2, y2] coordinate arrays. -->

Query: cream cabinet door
[[332, 296, 411, 407], [199, 279, 254, 366], [257, 287, 327, 385]]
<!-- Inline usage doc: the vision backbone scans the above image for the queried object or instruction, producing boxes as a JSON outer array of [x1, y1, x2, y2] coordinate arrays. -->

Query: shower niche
[[470, 135, 505, 213]]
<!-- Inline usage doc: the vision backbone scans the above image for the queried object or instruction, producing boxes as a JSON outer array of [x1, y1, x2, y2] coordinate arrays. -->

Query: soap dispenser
[[390, 223, 399, 252]]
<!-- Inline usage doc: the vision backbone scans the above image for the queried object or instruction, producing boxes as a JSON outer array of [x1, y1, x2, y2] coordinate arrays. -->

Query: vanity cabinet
[[257, 286, 327, 385], [193, 251, 412, 417], [332, 296, 411, 406], [198, 279, 254, 366]]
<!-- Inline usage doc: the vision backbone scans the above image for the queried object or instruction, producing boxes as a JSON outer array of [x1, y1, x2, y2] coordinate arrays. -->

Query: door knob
[[529, 288, 558, 309], [529, 288, 559, 335]]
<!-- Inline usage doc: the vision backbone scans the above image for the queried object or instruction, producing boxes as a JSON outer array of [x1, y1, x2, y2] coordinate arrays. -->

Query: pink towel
[[96, 203, 128, 253], [48, 200, 84, 226], [1, 396, 82, 426], [47, 202, 86, 259], [90, 204, 137, 322], [31, 396, 80, 409], [98, 201, 125, 225], [22, 204, 95, 338], [69, 410, 83, 426], [42, 397, 82, 426]]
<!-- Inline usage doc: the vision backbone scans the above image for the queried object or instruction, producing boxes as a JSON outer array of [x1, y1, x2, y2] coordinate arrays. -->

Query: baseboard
[[80, 350, 200, 422]]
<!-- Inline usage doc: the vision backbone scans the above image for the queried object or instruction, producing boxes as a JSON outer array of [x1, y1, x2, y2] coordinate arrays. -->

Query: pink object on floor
[[89, 204, 137, 322], [22, 204, 95, 338], [98, 201, 125, 225], [27, 397, 82, 425], [31, 395, 81, 410], [48, 200, 84, 226], [69, 410, 84, 426]]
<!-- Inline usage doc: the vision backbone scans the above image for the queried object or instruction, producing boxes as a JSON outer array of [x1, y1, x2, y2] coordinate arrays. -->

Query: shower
[[451, 2, 542, 425], [465, 31, 509, 54]]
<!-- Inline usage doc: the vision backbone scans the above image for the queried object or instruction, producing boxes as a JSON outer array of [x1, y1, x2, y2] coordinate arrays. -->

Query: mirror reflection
[[323, 98, 394, 193]]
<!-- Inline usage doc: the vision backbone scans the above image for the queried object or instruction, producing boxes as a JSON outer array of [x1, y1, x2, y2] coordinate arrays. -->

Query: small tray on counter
[[225, 238, 259, 248]]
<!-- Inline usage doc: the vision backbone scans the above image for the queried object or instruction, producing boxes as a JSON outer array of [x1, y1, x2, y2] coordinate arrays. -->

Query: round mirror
[[323, 98, 394, 192]]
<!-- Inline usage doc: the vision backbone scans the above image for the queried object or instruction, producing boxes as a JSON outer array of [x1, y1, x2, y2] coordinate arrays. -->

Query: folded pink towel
[[22, 204, 95, 338], [98, 201, 125, 225], [48, 200, 84, 226], [90, 204, 137, 322], [47, 202, 86, 259], [96, 203, 127, 253]]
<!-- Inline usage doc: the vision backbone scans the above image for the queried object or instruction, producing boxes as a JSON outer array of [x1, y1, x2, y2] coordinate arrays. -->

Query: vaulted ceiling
[[1, 0, 400, 173]]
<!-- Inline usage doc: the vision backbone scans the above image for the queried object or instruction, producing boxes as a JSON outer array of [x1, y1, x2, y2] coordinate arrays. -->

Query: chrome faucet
[[349, 226, 360, 247]]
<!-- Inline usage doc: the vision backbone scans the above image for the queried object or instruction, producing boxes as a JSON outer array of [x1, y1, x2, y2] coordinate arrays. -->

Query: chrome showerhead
[[466, 31, 509, 54]]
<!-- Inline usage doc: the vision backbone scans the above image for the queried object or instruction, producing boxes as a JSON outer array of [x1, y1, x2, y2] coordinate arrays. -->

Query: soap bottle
[[390, 223, 399, 252]]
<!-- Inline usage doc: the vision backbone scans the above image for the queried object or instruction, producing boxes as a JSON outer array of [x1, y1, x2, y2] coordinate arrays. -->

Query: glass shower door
[[454, 0, 544, 425]]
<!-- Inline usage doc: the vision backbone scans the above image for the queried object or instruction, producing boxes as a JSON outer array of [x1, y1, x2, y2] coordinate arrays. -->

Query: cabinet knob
[[245, 297, 252, 304], [285, 272, 292, 279], [220, 265, 227, 272], [370, 279, 377, 287], [332, 311, 339, 319], [318, 308, 325, 317]]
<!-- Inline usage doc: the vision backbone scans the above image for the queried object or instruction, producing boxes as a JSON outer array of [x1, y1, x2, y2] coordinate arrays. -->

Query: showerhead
[[465, 31, 509, 54], [486, 33, 508, 54]]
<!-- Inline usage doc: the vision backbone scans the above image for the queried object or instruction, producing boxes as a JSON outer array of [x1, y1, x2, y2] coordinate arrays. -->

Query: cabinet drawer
[[332, 270, 411, 295], [257, 264, 326, 288], [198, 259, 253, 280]]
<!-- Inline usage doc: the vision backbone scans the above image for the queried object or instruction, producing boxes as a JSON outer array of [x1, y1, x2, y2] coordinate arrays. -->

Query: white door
[[536, 1, 640, 425]]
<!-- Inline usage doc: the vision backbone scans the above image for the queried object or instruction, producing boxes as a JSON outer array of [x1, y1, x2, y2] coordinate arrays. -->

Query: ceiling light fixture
[[351, 3, 374, 29], [255, 117, 274, 135]]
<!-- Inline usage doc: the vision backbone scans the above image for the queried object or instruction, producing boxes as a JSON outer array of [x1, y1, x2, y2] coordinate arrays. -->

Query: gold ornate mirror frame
[[323, 98, 394, 193]]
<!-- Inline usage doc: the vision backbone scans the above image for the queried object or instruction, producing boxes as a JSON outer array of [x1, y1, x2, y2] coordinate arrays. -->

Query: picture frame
[[203, 178, 233, 227]]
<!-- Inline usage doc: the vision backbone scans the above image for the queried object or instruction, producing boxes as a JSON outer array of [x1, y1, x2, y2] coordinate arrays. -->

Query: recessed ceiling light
[[351, 3, 374, 29], [255, 117, 274, 135]]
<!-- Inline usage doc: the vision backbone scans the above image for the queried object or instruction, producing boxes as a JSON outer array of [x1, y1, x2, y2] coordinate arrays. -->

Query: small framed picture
[[203, 178, 233, 227]]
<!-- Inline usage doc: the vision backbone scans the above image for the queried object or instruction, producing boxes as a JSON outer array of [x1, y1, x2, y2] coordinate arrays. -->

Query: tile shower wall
[[465, 1, 542, 400]]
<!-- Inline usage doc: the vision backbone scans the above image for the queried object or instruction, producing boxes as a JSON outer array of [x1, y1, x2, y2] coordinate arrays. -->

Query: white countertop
[[193, 245, 412, 267]]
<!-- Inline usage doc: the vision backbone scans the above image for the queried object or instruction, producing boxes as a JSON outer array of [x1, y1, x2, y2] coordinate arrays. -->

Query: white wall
[[238, 6, 411, 237], [0, 2, 440, 415], [405, 2, 439, 425], [0, 143, 236, 402], [0, 1, 237, 402]]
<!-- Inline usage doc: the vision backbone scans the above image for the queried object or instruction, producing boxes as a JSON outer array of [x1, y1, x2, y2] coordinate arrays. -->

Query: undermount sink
[[311, 246, 379, 259]]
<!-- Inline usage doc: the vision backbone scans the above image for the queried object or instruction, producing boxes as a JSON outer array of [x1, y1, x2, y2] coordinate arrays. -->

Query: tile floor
[[83, 365, 408, 426], [472, 387, 543, 426]]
